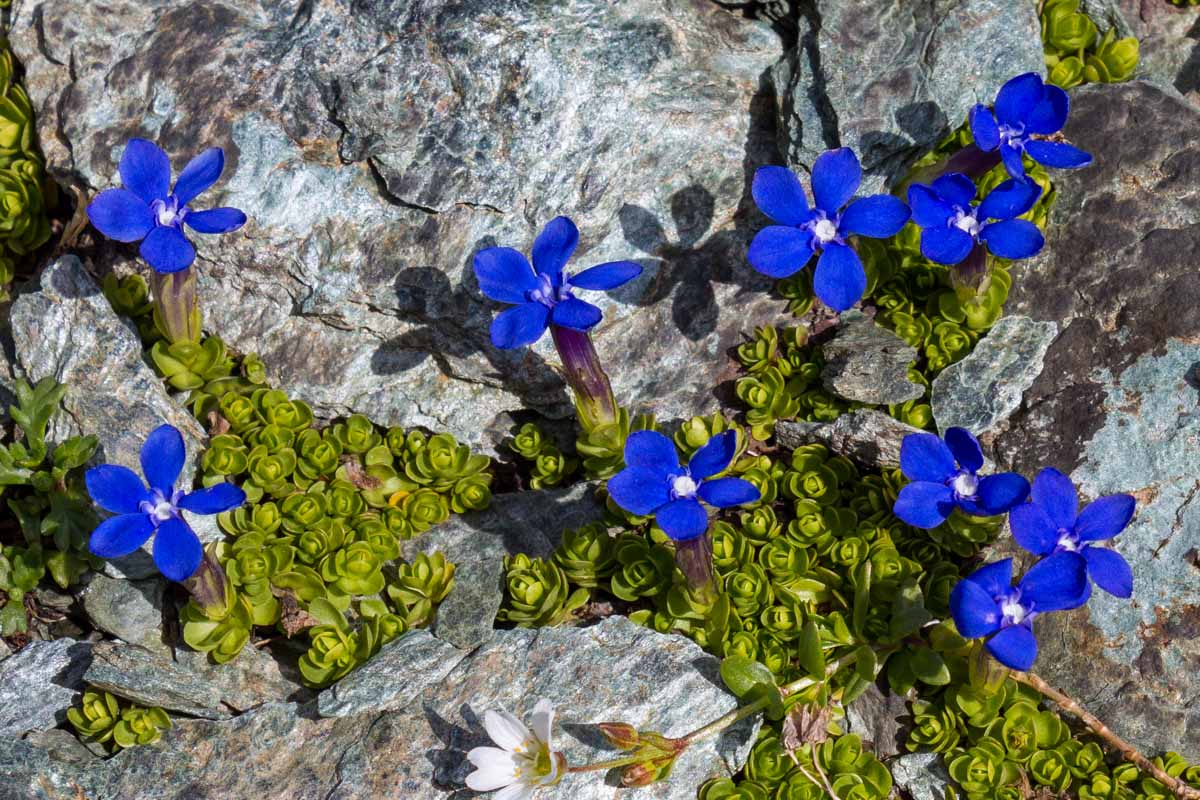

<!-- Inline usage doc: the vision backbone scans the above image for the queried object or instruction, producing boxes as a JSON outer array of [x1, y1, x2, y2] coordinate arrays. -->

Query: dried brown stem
[[1013, 671, 1200, 800]]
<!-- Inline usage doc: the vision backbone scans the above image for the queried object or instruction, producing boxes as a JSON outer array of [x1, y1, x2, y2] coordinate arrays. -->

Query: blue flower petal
[[119, 138, 170, 204], [1084, 547, 1133, 598], [950, 577, 1002, 638], [607, 467, 670, 516], [838, 195, 910, 238], [900, 433, 956, 483], [967, 559, 1013, 600], [85, 464, 149, 514], [655, 498, 709, 541], [1031, 467, 1078, 530], [944, 427, 984, 473], [751, 165, 810, 226], [139, 225, 197, 273], [474, 247, 537, 304], [747, 225, 814, 279], [688, 430, 738, 480], [89, 513, 155, 559], [141, 424, 185, 494], [920, 226, 975, 266], [812, 242, 866, 312], [994, 72, 1044, 127], [985, 623, 1037, 671], [907, 185, 956, 228], [894, 481, 955, 529], [1024, 140, 1092, 170], [1019, 551, 1088, 612], [569, 260, 642, 291], [184, 207, 247, 234], [810, 147, 861, 213], [179, 483, 247, 515], [623, 430, 680, 477], [969, 105, 1001, 152], [1009, 503, 1059, 556], [977, 472, 1030, 514], [698, 477, 760, 508], [551, 297, 603, 330], [489, 302, 550, 349], [531, 216, 578, 281], [977, 178, 1041, 222], [931, 174, 977, 209], [153, 516, 203, 582], [980, 219, 1044, 260], [1025, 84, 1069, 135], [87, 189, 154, 243], [1075, 494, 1136, 542], [173, 147, 225, 206], [1000, 143, 1026, 178]]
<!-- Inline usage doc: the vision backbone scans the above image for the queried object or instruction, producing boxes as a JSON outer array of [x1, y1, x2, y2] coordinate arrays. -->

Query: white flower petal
[[530, 700, 555, 746], [484, 708, 532, 753], [495, 782, 537, 800], [465, 748, 520, 791]]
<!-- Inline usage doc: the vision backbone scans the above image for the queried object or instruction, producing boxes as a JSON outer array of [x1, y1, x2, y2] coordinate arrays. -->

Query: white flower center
[[152, 500, 175, 521], [157, 204, 177, 226], [671, 475, 698, 498], [1056, 529, 1079, 552], [952, 472, 978, 498], [812, 218, 838, 244], [953, 213, 981, 236], [1001, 598, 1027, 625]]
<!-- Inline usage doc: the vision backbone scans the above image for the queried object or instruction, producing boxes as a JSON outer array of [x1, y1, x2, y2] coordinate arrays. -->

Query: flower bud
[[181, 543, 233, 618], [597, 722, 640, 750], [620, 754, 676, 787]]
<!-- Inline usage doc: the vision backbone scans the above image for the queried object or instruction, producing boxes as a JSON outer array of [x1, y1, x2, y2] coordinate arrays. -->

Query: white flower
[[466, 699, 564, 799]]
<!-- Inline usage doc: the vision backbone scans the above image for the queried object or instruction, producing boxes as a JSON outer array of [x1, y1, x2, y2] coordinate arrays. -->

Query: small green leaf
[[853, 645, 878, 683], [852, 561, 871, 637], [909, 647, 951, 686], [719, 655, 776, 699], [798, 618, 826, 679]]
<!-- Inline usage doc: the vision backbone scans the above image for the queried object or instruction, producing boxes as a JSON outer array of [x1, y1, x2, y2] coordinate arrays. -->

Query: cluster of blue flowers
[[750, 72, 1088, 310], [893, 427, 1134, 671]]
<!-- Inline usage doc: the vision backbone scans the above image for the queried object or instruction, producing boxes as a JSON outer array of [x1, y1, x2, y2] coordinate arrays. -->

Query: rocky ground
[[2, 0, 1199, 798]]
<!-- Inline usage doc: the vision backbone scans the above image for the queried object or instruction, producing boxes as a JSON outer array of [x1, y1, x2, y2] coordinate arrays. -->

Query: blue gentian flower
[[950, 554, 1088, 670], [607, 430, 759, 541], [748, 148, 911, 312], [473, 216, 643, 350], [85, 424, 246, 581], [907, 173, 1044, 265], [1010, 467, 1136, 600], [87, 138, 247, 274], [970, 72, 1092, 179], [893, 428, 1030, 529]]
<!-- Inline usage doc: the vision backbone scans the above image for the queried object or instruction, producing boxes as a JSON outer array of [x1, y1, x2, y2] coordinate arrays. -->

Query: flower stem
[[549, 324, 619, 432], [151, 267, 202, 343], [673, 531, 716, 595], [681, 694, 771, 746], [1011, 670, 1200, 800], [566, 754, 647, 774]]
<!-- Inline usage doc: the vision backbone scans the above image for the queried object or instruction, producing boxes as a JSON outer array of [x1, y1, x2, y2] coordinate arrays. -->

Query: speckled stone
[[889, 751, 953, 800], [776, 410, 925, 468], [819, 311, 923, 405], [0, 618, 759, 800], [996, 81, 1200, 762], [0, 638, 91, 736], [931, 315, 1058, 436], [317, 630, 466, 719], [10, 0, 789, 454], [82, 574, 169, 657]]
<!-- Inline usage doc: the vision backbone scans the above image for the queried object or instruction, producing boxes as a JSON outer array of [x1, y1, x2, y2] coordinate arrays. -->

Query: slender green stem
[[566, 753, 647, 774], [683, 694, 771, 746]]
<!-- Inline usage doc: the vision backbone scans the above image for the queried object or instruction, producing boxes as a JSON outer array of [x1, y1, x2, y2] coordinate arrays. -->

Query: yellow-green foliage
[[68, 689, 172, 752], [1041, 0, 1140, 89]]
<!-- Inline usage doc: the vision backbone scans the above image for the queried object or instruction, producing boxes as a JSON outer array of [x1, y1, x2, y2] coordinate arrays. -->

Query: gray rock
[[771, 0, 1044, 191], [0, 618, 759, 800], [1111, 0, 1200, 106], [317, 629, 467, 719], [10, 0, 789, 455], [996, 81, 1200, 762], [10, 256, 207, 580], [888, 751, 953, 800], [402, 483, 603, 650], [0, 638, 10, 662], [930, 315, 1058, 436], [82, 574, 169, 656], [843, 683, 907, 760], [776, 410, 925, 468], [84, 640, 306, 719], [819, 311, 922, 405], [21, 729, 100, 767], [0, 638, 92, 736]]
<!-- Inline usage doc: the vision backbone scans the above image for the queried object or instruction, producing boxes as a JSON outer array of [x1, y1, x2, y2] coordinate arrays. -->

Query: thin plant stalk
[[151, 268, 202, 344], [549, 324, 619, 432]]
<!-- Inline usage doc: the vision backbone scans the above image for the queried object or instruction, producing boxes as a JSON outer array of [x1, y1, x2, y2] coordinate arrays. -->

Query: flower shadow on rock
[[368, 247, 570, 415], [1176, 15, 1200, 98], [858, 100, 951, 188]]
